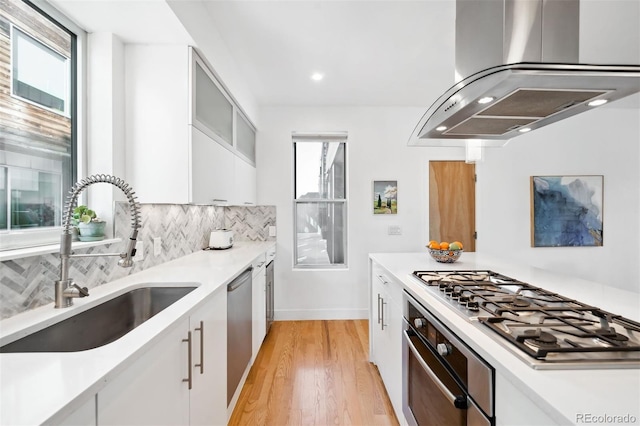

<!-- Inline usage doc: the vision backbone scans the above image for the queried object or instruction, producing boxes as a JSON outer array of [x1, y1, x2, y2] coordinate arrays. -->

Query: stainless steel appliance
[[227, 268, 252, 405], [412, 270, 640, 369], [265, 260, 274, 334], [403, 291, 494, 426], [409, 0, 640, 145]]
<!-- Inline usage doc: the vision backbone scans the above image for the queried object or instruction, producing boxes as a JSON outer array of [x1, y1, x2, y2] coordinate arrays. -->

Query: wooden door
[[429, 161, 476, 251]]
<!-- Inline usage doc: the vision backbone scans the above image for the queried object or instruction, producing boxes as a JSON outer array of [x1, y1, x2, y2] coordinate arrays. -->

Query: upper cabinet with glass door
[[235, 110, 256, 165], [189, 49, 257, 204], [192, 56, 233, 147], [190, 50, 257, 165]]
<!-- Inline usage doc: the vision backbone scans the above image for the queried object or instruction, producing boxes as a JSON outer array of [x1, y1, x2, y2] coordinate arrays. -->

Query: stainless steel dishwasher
[[227, 268, 253, 405]]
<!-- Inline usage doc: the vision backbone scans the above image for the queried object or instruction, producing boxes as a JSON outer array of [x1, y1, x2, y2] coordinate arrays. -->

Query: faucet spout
[[56, 174, 141, 309]]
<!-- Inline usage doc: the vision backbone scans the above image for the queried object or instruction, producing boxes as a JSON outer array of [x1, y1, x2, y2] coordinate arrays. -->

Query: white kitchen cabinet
[[495, 372, 559, 425], [98, 318, 191, 425], [125, 44, 191, 204], [251, 253, 267, 359], [369, 260, 403, 419], [98, 290, 227, 426], [125, 45, 257, 205], [190, 125, 235, 204], [190, 289, 227, 426], [56, 396, 96, 426], [233, 155, 257, 205]]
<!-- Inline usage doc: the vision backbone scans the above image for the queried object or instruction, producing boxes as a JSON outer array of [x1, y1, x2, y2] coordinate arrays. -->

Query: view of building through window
[[0, 0, 76, 246], [293, 135, 347, 268]]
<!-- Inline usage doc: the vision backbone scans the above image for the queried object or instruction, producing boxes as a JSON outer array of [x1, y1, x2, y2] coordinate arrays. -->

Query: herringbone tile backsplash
[[0, 203, 276, 319]]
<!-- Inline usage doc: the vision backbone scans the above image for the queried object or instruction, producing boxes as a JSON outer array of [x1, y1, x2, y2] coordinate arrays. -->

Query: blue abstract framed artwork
[[530, 175, 603, 247], [531, 176, 604, 247]]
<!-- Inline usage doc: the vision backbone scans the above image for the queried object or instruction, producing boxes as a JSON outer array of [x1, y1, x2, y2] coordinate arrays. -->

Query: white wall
[[86, 33, 126, 235], [257, 106, 464, 319], [258, 102, 639, 319], [477, 105, 640, 292]]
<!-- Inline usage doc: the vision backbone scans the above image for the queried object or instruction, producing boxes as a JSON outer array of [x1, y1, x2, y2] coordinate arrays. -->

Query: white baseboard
[[275, 308, 368, 321]]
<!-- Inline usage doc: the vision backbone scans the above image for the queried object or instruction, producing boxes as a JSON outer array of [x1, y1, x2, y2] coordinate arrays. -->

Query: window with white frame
[[293, 133, 347, 268], [0, 0, 81, 250]]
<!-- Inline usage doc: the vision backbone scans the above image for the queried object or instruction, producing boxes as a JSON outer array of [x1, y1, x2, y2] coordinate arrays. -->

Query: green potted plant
[[73, 205, 106, 241]]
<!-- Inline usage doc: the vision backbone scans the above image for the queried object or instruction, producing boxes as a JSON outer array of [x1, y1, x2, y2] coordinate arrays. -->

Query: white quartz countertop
[[0, 241, 275, 426], [369, 252, 640, 426]]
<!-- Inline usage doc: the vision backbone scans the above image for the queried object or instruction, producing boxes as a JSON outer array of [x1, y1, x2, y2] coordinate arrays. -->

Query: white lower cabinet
[[495, 372, 559, 425], [251, 255, 267, 360], [189, 289, 227, 426], [56, 396, 96, 426], [369, 260, 403, 419], [98, 319, 190, 425], [98, 290, 227, 426]]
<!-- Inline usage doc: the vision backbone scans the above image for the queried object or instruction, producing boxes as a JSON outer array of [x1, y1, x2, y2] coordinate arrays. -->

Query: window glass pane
[[295, 142, 345, 199], [10, 169, 61, 229], [195, 62, 233, 145], [236, 112, 255, 162], [13, 28, 68, 113], [296, 202, 345, 266], [0, 0, 76, 248], [0, 167, 7, 230]]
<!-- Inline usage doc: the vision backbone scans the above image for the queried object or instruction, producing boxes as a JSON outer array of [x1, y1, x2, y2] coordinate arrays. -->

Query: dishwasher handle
[[227, 268, 253, 292]]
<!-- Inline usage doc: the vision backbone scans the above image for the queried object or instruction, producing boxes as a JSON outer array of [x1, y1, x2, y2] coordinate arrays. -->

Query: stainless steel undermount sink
[[0, 285, 197, 353]]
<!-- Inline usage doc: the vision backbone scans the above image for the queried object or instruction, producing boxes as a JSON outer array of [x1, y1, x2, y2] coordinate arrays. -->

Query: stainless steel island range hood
[[409, 0, 640, 147]]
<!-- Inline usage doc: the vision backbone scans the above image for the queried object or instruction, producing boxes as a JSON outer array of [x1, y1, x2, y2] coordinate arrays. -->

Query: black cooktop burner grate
[[412, 270, 640, 364]]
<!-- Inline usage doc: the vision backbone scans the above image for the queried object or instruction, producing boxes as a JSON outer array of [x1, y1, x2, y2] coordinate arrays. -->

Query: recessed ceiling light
[[477, 96, 495, 104], [518, 127, 532, 133], [436, 126, 447, 132], [587, 99, 608, 107], [310, 73, 324, 81]]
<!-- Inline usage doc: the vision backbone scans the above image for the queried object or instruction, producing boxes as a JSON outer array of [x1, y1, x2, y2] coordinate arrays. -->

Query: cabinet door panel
[[190, 290, 227, 426], [369, 261, 404, 420], [233, 156, 256, 205], [191, 125, 235, 204], [57, 396, 95, 426], [193, 61, 233, 146], [252, 267, 266, 358], [236, 111, 256, 164], [98, 321, 190, 426]]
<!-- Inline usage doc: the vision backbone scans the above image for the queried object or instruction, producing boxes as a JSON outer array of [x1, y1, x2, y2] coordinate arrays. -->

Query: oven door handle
[[404, 330, 467, 410]]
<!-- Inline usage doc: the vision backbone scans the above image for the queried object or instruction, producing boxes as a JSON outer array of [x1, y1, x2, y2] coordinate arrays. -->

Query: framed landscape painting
[[530, 175, 603, 247], [373, 180, 397, 214]]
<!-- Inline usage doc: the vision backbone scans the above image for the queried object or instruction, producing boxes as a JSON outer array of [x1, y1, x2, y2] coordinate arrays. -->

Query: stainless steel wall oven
[[403, 290, 494, 426]]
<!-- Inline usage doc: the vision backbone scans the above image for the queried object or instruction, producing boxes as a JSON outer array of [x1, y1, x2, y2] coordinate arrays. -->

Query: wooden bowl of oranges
[[427, 240, 463, 263]]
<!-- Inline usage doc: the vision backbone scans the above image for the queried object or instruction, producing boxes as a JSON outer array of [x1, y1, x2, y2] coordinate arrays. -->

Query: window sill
[[0, 238, 122, 262]]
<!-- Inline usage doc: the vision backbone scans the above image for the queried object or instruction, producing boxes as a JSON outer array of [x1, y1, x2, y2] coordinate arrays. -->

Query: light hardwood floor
[[228, 320, 399, 426]]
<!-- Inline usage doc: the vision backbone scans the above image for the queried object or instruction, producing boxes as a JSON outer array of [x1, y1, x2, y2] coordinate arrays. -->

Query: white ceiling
[[48, 0, 457, 107], [199, 1, 456, 107]]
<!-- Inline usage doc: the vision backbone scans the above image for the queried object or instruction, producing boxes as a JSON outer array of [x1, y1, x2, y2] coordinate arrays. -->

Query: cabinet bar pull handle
[[195, 321, 204, 374], [381, 300, 387, 330], [182, 331, 192, 389], [377, 294, 382, 324]]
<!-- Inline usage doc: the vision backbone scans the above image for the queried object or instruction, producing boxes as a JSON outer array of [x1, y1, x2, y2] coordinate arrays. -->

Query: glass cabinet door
[[236, 111, 256, 164], [194, 61, 233, 146]]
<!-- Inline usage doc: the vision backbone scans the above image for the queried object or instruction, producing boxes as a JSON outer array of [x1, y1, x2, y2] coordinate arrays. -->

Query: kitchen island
[[0, 241, 275, 426], [370, 252, 640, 426]]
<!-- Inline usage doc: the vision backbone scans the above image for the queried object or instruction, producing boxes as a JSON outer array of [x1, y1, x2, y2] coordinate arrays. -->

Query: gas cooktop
[[412, 270, 640, 369]]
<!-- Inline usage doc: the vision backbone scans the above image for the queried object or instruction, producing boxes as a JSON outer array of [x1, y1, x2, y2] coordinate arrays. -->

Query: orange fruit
[[453, 241, 463, 249], [439, 241, 449, 250], [428, 240, 439, 249]]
